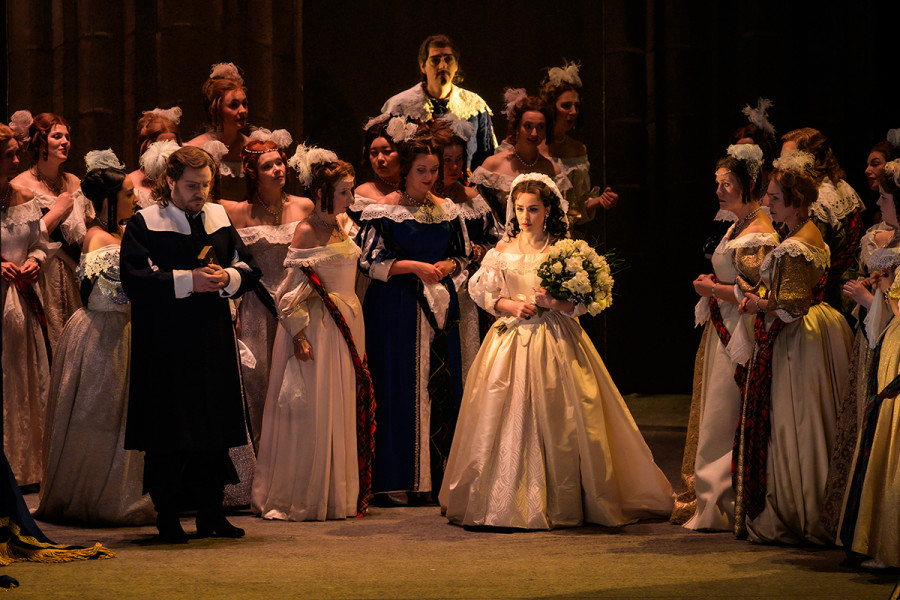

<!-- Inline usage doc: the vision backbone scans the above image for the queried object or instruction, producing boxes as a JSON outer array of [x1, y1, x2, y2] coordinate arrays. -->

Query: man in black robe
[[121, 146, 261, 543]]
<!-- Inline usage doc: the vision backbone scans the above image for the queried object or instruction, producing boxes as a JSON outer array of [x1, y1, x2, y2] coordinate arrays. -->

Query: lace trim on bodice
[[480, 247, 547, 275], [359, 199, 460, 224], [237, 221, 299, 246], [866, 246, 900, 272], [282, 238, 360, 268], [714, 209, 737, 222], [810, 179, 864, 228], [724, 231, 780, 251], [455, 194, 492, 220], [77, 245, 129, 305], [350, 194, 377, 213], [761, 237, 831, 273], [1, 199, 43, 227]]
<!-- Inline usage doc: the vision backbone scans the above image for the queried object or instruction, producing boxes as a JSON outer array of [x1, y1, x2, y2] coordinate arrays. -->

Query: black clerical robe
[[120, 201, 261, 454]]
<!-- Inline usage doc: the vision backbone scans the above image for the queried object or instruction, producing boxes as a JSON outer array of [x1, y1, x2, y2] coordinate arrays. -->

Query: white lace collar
[[810, 178, 865, 229], [480, 247, 547, 274], [237, 220, 300, 245], [350, 194, 378, 212], [723, 230, 779, 250], [455, 194, 492, 220], [139, 201, 232, 234], [282, 237, 360, 267], [761, 237, 830, 272], [359, 199, 460, 224], [79, 244, 120, 279], [382, 84, 492, 121]]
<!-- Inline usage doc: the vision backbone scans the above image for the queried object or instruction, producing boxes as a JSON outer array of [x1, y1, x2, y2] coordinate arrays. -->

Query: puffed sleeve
[[767, 251, 825, 322], [355, 217, 397, 282], [732, 234, 778, 296], [273, 259, 314, 338], [467, 249, 510, 315], [469, 111, 497, 171]]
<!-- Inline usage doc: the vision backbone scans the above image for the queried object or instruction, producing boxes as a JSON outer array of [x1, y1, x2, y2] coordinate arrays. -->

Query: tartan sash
[[708, 276, 731, 347], [299, 265, 376, 517]]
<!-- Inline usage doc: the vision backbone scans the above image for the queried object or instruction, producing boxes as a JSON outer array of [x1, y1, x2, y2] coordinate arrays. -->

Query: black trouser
[[143, 450, 238, 516]]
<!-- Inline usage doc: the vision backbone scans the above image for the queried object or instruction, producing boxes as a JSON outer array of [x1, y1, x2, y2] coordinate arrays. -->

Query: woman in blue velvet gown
[[356, 131, 469, 502]]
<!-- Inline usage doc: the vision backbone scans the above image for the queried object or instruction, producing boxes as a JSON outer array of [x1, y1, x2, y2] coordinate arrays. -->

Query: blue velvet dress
[[356, 200, 468, 494]]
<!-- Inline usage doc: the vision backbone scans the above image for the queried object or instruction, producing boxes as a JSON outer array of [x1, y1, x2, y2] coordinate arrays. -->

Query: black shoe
[[196, 511, 245, 538], [156, 514, 189, 544]]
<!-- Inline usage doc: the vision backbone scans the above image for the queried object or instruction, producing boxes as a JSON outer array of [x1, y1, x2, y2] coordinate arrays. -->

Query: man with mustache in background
[[381, 34, 497, 171]]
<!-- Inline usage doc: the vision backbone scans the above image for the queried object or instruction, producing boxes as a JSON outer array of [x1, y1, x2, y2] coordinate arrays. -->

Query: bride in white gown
[[439, 174, 673, 529]]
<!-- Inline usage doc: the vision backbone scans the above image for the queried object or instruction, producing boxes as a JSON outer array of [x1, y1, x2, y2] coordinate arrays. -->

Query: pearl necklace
[[516, 233, 550, 255], [513, 147, 539, 168], [376, 176, 399, 191]]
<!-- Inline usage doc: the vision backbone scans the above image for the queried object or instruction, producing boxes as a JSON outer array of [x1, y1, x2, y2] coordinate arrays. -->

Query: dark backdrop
[[7, 0, 898, 392]]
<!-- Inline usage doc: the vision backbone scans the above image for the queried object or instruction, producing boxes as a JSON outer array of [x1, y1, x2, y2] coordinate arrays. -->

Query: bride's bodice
[[283, 238, 361, 301]]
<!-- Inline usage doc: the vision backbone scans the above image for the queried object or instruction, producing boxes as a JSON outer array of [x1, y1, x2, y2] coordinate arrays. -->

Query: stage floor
[[12, 394, 899, 599]]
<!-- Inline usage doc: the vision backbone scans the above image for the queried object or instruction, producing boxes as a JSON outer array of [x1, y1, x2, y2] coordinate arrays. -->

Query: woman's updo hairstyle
[[715, 155, 755, 205], [505, 95, 554, 145], [397, 128, 437, 192], [27, 113, 70, 163], [241, 140, 288, 201], [82, 150, 128, 234], [202, 63, 247, 130], [137, 110, 182, 156], [308, 160, 355, 214], [781, 127, 845, 186], [771, 151, 819, 211]]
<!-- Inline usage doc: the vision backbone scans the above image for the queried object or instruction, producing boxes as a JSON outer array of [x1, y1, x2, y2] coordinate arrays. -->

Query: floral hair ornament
[[503, 87, 528, 119], [772, 149, 816, 176], [247, 127, 293, 150], [288, 143, 339, 188], [209, 62, 244, 85], [201, 140, 234, 177], [385, 116, 420, 144], [505, 172, 569, 234], [85, 149, 126, 173], [9, 110, 33, 141], [545, 61, 583, 88], [887, 128, 900, 151], [142, 106, 182, 125], [884, 159, 900, 188], [726, 143, 764, 181], [436, 113, 474, 142], [140, 139, 181, 180], [741, 97, 775, 136]]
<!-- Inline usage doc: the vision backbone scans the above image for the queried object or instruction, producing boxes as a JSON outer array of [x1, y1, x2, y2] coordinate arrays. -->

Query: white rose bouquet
[[536, 239, 614, 317]]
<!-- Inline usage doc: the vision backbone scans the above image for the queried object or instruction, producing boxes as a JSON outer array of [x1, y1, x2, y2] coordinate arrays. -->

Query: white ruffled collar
[[810, 178, 865, 229], [454, 194, 492, 220], [139, 201, 233, 234], [1, 198, 43, 226], [359, 198, 460, 224], [382, 84, 492, 121]]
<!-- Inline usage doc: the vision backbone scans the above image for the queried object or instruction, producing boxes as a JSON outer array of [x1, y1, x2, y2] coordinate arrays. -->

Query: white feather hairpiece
[[546, 62, 582, 88], [248, 127, 293, 149], [772, 149, 815, 175], [503, 87, 528, 119], [741, 97, 775, 136], [201, 140, 233, 177], [385, 116, 419, 144], [436, 113, 474, 142], [288, 143, 339, 188], [209, 62, 244, 85], [140, 139, 181, 180], [9, 110, 33, 141], [726, 143, 764, 181], [884, 160, 900, 188], [887, 128, 900, 150], [142, 106, 182, 125], [85, 149, 125, 173], [504, 172, 569, 234], [363, 113, 392, 132]]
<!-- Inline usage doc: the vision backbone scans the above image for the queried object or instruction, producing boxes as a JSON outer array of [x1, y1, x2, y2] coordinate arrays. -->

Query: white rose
[[588, 302, 602, 316], [551, 262, 563, 275], [565, 256, 583, 272]]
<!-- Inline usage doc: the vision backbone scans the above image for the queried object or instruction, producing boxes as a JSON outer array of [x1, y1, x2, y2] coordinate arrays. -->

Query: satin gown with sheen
[[439, 248, 674, 529], [35, 245, 155, 525]]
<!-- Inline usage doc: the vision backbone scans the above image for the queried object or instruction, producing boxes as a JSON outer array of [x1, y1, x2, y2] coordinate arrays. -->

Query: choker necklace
[[516, 233, 550, 255], [400, 191, 431, 207], [376, 176, 399, 191], [255, 191, 286, 224], [785, 218, 810, 239], [513, 147, 539, 168], [308, 210, 343, 237], [730, 207, 761, 239], [33, 166, 64, 196]]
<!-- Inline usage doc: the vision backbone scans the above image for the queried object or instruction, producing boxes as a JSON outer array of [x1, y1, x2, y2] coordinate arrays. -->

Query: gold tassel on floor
[[0, 517, 114, 566]]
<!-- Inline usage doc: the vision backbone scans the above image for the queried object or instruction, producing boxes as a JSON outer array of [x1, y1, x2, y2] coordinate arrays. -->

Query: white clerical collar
[[139, 201, 232, 234]]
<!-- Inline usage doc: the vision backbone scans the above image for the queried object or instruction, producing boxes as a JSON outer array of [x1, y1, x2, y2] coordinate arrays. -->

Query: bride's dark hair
[[507, 179, 567, 239]]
